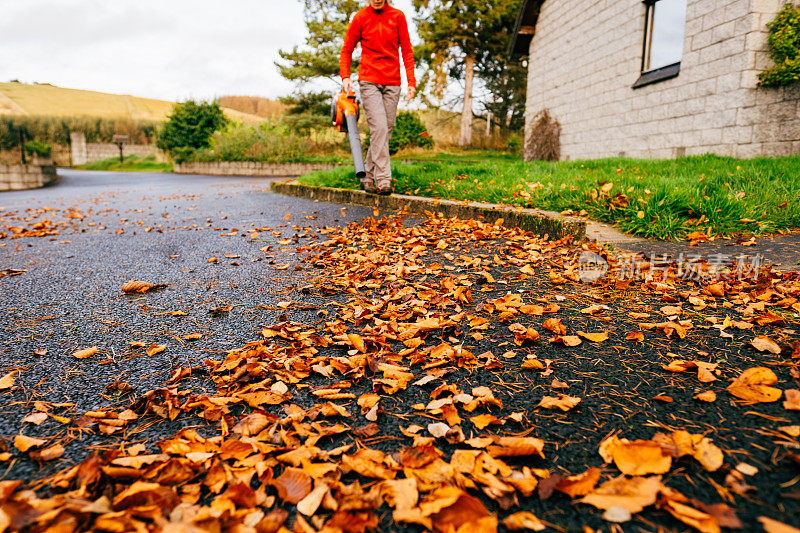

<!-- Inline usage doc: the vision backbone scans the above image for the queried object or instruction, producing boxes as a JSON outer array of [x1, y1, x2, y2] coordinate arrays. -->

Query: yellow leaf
[[0, 371, 17, 390], [73, 346, 98, 359], [146, 344, 166, 356], [577, 331, 609, 343], [727, 367, 782, 403]]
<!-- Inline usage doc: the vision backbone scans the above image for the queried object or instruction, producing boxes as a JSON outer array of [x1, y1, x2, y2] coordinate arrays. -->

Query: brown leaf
[[121, 279, 165, 293], [348, 333, 367, 353], [759, 516, 800, 533], [577, 331, 609, 343], [610, 440, 672, 476], [72, 346, 98, 359], [727, 367, 782, 403], [113, 481, 179, 510], [751, 336, 781, 354], [552, 335, 581, 347], [580, 475, 662, 513], [422, 487, 497, 533], [470, 414, 501, 430], [146, 344, 166, 356], [22, 412, 47, 425], [487, 437, 545, 458], [783, 389, 800, 411], [380, 478, 419, 511], [30, 443, 64, 462], [537, 395, 582, 412], [14, 434, 46, 452], [654, 430, 724, 472], [694, 391, 717, 402], [342, 448, 397, 479], [542, 318, 566, 335], [0, 371, 17, 390], [502, 511, 546, 531], [297, 483, 328, 516], [272, 467, 312, 504], [660, 498, 720, 533], [554, 467, 601, 497]]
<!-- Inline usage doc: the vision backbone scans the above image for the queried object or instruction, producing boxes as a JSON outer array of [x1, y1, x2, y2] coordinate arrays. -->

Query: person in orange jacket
[[340, 0, 416, 195]]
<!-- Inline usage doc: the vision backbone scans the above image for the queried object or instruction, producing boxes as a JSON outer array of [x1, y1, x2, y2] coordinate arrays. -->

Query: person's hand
[[405, 86, 416, 102], [342, 78, 353, 94]]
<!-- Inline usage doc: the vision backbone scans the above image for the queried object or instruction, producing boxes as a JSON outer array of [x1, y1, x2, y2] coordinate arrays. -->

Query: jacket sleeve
[[340, 15, 360, 80], [398, 12, 416, 88]]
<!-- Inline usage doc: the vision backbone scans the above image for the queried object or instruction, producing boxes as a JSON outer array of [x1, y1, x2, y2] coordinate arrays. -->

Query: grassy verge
[[299, 153, 800, 240], [75, 155, 173, 173]]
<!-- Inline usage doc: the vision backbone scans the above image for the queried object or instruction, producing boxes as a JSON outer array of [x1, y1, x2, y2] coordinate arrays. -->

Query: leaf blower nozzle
[[331, 90, 366, 180]]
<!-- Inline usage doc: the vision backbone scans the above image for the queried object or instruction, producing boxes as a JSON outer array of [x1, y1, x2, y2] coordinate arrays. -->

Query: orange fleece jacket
[[340, 3, 416, 88]]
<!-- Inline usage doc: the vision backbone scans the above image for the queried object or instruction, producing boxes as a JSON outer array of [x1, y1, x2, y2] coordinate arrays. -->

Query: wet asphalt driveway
[[0, 169, 381, 480]]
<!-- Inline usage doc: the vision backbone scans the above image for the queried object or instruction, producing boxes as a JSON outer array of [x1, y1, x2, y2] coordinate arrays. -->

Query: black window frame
[[633, 0, 682, 89]]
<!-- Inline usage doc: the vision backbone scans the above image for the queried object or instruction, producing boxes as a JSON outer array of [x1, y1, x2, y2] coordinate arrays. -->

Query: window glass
[[647, 0, 687, 71]]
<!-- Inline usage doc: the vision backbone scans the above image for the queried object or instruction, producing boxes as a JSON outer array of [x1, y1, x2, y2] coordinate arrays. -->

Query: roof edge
[[508, 0, 545, 58]]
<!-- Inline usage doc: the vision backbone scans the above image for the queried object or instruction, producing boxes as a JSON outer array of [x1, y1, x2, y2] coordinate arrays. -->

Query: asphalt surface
[[0, 171, 798, 532], [0, 169, 391, 480]]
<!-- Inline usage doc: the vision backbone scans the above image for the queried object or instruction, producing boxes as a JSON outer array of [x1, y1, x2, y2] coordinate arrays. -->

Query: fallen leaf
[[555, 467, 601, 497], [694, 391, 717, 402], [0, 371, 17, 390], [31, 443, 64, 462], [73, 346, 98, 359], [660, 497, 720, 533], [537, 395, 582, 412], [296, 483, 328, 516], [146, 344, 166, 356], [751, 336, 781, 354], [22, 412, 47, 425], [759, 516, 800, 533], [121, 280, 165, 293], [503, 511, 546, 531], [784, 389, 800, 410], [610, 440, 672, 476], [272, 467, 312, 504], [14, 435, 46, 452], [580, 475, 662, 513], [577, 331, 609, 343], [428, 422, 451, 438], [727, 367, 782, 403]]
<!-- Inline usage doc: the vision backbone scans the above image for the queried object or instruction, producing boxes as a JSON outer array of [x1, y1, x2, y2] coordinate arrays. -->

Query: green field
[[300, 153, 800, 240]]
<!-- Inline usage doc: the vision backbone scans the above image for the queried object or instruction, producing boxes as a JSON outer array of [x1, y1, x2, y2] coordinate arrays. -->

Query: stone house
[[510, 0, 799, 160]]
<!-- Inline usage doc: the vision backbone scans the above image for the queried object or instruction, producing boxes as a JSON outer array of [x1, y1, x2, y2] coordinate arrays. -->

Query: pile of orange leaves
[[1, 215, 799, 533]]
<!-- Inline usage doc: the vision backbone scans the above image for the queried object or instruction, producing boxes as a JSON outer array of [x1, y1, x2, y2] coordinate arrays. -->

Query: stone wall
[[174, 161, 340, 177], [70, 132, 161, 165], [0, 164, 57, 192], [524, 0, 798, 160]]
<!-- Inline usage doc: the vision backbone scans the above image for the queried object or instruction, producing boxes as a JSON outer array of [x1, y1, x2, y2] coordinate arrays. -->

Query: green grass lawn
[[299, 153, 800, 240], [75, 154, 173, 173]]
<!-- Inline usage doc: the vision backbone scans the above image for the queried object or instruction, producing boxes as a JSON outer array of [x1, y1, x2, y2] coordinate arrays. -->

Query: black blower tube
[[345, 113, 366, 180]]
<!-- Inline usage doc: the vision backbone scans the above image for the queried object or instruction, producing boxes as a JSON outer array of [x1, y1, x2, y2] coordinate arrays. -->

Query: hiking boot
[[361, 180, 377, 194], [377, 184, 392, 196]]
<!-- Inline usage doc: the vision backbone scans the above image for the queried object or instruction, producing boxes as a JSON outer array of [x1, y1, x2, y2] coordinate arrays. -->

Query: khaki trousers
[[359, 81, 401, 188]]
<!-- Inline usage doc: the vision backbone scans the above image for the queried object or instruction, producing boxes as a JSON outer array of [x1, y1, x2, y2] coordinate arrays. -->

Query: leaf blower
[[331, 89, 366, 180]]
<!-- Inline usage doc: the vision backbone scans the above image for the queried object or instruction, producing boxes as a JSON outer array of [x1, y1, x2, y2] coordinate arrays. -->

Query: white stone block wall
[[70, 132, 162, 165], [174, 161, 340, 177], [0, 164, 57, 192], [524, 0, 799, 160]]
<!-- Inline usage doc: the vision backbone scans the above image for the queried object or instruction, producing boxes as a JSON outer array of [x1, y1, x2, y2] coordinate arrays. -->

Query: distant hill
[[217, 96, 286, 119], [0, 82, 263, 124]]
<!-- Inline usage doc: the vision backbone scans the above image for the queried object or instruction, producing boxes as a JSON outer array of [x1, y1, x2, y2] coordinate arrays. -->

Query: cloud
[[0, 0, 418, 102]]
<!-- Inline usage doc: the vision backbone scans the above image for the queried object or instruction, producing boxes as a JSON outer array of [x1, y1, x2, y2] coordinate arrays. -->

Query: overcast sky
[[0, 0, 417, 102]]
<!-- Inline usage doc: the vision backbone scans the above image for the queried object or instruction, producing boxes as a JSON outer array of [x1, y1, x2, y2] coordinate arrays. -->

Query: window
[[634, 0, 687, 88]]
